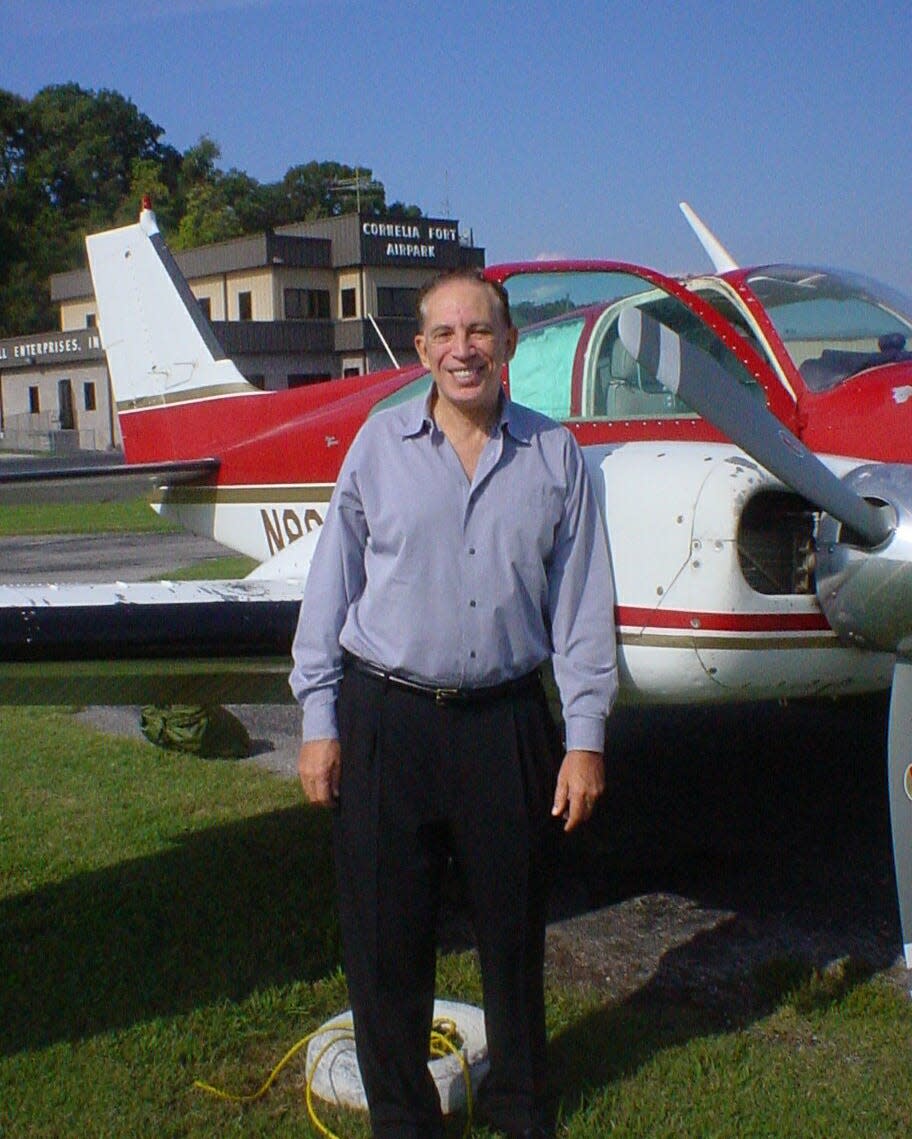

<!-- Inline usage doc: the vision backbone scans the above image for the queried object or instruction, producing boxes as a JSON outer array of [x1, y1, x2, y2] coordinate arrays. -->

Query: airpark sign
[[360, 217, 464, 266]]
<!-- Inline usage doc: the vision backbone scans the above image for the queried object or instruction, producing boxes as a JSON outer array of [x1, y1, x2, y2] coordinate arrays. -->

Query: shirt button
[[469, 600, 476, 608], [470, 651, 477, 659], [468, 547, 476, 555]]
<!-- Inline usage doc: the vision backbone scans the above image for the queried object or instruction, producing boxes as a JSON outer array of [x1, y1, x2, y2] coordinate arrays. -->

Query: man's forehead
[[422, 278, 502, 324]]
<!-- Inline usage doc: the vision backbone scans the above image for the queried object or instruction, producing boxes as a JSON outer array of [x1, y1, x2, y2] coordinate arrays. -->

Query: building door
[[57, 379, 76, 430]]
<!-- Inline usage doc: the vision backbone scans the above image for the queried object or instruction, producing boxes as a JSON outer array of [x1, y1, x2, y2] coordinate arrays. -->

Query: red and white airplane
[[3, 202, 912, 968]]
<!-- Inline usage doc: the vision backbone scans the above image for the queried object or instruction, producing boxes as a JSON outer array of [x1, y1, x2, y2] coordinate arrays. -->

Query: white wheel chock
[[305, 999, 489, 1114]]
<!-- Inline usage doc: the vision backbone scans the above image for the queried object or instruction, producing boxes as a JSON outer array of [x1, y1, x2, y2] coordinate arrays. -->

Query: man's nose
[[452, 329, 474, 357]]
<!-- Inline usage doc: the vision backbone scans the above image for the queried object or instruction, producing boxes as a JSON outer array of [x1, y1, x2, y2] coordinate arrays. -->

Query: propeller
[[618, 305, 912, 970]]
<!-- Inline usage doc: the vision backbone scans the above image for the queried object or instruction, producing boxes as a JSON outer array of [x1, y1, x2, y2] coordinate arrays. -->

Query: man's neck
[[431, 388, 501, 437], [431, 389, 501, 480]]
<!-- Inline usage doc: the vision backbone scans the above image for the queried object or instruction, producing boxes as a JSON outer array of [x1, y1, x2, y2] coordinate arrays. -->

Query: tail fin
[[86, 204, 256, 412]]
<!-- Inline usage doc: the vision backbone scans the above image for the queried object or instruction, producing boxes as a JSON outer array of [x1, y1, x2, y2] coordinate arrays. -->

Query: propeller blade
[[888, 658, 912, 969], [617, 307, 893, 548], [679, 202, 740, 273]]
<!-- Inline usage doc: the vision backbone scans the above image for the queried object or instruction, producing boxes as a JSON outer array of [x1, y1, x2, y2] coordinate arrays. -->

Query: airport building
[[0, 212, 484, 453]]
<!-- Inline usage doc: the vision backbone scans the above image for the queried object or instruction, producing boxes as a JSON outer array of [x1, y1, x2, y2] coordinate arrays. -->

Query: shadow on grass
[[542, 691, 899, 1116], [560, 691, 897, 949], [1, 805, 338, 1055], [547, 945, 879, 1120]]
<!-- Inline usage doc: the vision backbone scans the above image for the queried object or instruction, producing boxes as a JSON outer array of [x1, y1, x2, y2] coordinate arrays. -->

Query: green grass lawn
[[0, 497, 177, 537], [2, 706, 911, 1138]]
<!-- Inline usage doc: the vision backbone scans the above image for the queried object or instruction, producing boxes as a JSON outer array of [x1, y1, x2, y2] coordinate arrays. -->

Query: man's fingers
[[298, 739, 341, 807], [553, 749, 606, 832], [551, 777, 569, 820]]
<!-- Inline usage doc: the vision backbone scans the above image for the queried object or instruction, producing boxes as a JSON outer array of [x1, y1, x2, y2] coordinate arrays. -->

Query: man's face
[[414, 278, 517, 419]]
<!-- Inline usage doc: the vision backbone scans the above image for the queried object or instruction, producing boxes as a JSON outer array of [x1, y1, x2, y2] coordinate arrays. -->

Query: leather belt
[[345, 655, 540, 706]]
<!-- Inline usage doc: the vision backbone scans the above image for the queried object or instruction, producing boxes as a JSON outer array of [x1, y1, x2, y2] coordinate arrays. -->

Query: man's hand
[[551, 749, 605, 833], [298, 738, 341, 807]]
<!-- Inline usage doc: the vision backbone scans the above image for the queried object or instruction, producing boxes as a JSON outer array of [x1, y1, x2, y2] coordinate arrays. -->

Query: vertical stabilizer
[[86, 209, 255, 411]]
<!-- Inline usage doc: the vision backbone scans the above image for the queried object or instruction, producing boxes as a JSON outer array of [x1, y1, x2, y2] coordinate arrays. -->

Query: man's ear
[[505, 326, 518, 362], [415, 333, 429, 367]]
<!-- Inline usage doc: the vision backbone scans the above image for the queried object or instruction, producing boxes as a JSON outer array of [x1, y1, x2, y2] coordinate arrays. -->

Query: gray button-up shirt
[[289, 386, 618, 752]]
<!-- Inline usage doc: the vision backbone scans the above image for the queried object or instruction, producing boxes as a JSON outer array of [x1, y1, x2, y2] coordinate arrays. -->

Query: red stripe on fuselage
[[616, 606, 830, 633]]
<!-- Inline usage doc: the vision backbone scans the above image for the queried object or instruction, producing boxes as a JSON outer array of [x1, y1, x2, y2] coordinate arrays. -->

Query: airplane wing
[[0, 457, 220, 506], [0, 578, 301, 705]]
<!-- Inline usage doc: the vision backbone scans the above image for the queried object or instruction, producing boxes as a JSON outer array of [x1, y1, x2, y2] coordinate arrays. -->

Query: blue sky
[[4, 0, 912, 290]]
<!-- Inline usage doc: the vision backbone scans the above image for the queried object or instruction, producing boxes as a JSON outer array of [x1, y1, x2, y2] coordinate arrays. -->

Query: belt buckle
[[434, 686, 460, 705]]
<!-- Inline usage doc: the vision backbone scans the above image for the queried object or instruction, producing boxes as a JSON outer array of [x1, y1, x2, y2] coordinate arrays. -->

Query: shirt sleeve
[[547, 434, 618, 753], [288, 440, 368, 741]]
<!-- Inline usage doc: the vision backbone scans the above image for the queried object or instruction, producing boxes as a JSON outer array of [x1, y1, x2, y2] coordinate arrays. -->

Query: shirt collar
[[401, 384, 531, 444]]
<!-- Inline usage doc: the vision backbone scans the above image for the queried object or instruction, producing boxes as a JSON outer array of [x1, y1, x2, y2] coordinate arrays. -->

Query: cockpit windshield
[[745, 266, 912, 392]]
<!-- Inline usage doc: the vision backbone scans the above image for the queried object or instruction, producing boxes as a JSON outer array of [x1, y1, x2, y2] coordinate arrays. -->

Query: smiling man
[[290, 268, 618, 1139]]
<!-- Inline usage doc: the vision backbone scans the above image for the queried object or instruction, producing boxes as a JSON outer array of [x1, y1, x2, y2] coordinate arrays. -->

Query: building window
[[238, 291, 253, 321], [343, 366, 362, 377], [341, 288, 357, 318], [28, 386, 40, 414], [284, 288, 330, 319], [377, 286, 418, 318], [83, 382, 96, 411], [198, 296, 212, 319], [86, 312, 97, 328]]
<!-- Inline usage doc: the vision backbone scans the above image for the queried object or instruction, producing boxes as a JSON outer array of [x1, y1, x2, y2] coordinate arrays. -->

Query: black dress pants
[[333, 665, 562, 1139]]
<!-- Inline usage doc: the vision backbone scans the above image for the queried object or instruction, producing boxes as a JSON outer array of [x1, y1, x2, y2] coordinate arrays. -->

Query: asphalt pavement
[[0, 531, 234, 584]]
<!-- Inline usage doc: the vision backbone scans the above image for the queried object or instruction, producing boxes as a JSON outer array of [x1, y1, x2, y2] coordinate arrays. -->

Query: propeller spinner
[[618, 305, 912, 969]]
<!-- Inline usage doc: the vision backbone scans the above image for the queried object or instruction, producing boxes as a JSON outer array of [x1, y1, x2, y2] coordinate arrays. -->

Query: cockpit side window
[[585, 295, 764, 420], [588, 317, 697, 419], [500, 268, 766, 423], [508, 317, 583, 420]]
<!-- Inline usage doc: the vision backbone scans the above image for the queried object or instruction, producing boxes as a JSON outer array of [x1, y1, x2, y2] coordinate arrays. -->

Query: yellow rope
[[194, 1016, 475, 1139]]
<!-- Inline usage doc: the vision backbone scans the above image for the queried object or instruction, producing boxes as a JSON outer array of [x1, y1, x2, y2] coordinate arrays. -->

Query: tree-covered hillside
[[0, 83, 421, 336]]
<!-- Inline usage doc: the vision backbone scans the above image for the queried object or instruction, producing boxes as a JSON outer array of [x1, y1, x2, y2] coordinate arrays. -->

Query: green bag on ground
[[139, 704, 250, 758]]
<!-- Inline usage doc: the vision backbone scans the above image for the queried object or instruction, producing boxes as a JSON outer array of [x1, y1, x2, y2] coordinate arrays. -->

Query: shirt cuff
[[301, 689, 339, 742], [563, 713, 605, 755]]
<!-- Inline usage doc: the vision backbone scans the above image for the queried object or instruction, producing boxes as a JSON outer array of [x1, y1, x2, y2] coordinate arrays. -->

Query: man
[[290, 268, 617, 1139]]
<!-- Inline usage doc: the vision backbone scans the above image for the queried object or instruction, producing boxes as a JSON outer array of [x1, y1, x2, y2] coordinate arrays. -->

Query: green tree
[[0, 84, 179, 334], [278, 161, 386, 222], [173, 181, 244, 249]]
